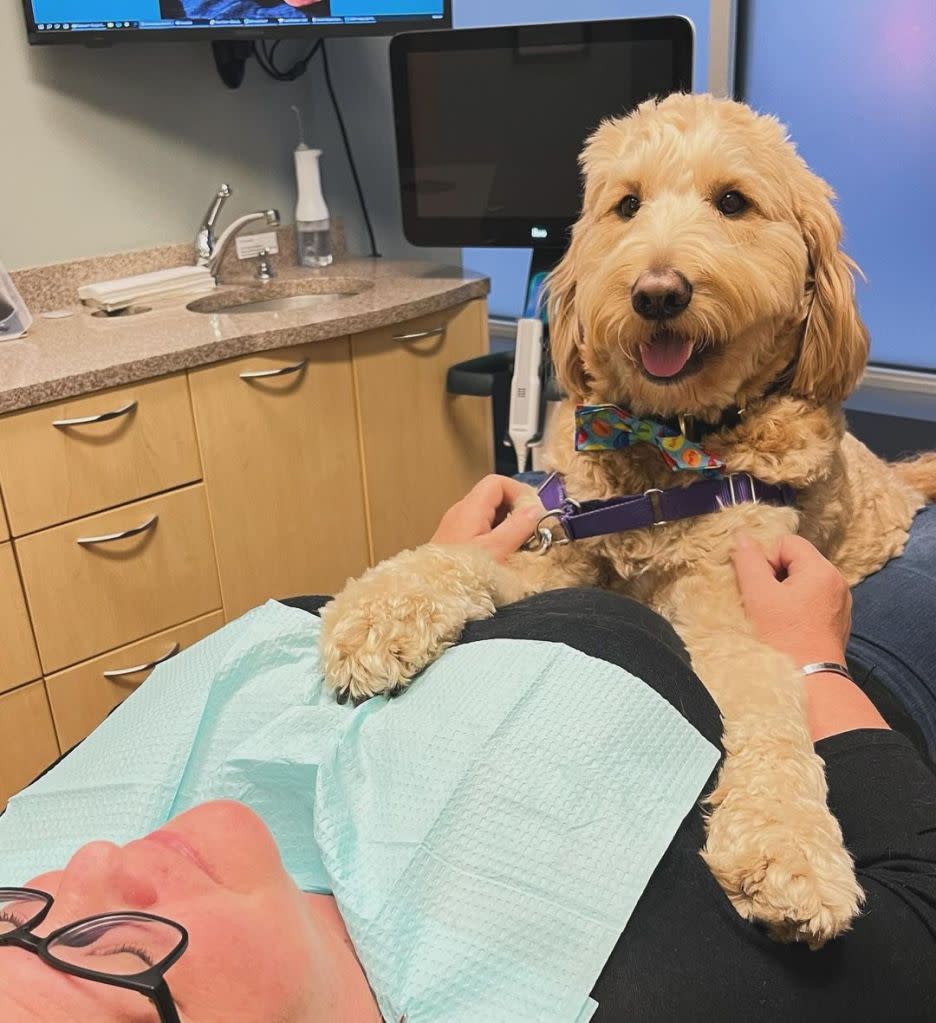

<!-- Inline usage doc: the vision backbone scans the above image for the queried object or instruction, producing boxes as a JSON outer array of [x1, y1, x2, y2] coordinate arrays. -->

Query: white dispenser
[[292, 106, 333, 268], [0, 261, 32, 341]]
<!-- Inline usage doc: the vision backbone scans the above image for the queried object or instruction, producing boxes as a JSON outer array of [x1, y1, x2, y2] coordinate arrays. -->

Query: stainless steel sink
[[186, 277, 372, 315]]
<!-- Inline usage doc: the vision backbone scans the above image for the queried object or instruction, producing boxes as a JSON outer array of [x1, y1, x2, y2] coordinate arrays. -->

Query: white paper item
[[78, 265, 215, 311]]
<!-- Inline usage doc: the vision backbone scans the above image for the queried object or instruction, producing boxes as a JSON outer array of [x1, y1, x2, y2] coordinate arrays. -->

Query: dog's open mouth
[[638, 331, 705, 383]]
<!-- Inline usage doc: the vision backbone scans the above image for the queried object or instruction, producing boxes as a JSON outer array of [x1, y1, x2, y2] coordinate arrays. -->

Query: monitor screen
[[23, 0, 450, 44], [391, 18, 693, 250]]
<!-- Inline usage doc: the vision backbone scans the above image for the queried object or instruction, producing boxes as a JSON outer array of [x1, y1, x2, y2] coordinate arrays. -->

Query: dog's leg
[[663, 568, 863, 949], [320, 543, 590, 703]]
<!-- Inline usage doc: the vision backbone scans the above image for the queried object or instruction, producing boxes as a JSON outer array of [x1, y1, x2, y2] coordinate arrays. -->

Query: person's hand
[[731, 532, 852, 667], [430, 475, 542, 563]]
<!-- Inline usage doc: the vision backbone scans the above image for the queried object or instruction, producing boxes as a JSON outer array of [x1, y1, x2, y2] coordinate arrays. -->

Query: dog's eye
[[618, 195, 641, 219], [716, 190, 749, 216]]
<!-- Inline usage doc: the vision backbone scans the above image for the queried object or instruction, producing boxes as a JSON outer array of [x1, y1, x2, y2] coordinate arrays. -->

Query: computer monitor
[[391, 17, 693, 251], [22, 0, 451, 45]]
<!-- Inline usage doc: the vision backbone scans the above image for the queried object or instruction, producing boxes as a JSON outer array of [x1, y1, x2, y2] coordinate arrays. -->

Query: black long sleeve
[[288, 590, 936, 1019]]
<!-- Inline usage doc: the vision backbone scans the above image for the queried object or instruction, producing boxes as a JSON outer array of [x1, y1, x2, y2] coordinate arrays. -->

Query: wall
[[742, 0, 936, 370], [2, 3, 724, 282], [0, 5, 311, 270], [0, 4, 457, 272]]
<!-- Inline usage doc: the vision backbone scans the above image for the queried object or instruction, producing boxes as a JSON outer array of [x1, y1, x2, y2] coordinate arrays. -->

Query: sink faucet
[[195, 184, 281, 280]]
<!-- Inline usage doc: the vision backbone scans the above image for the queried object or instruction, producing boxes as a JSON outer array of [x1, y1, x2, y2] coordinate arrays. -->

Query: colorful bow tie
[[574, 404, 725, 473]]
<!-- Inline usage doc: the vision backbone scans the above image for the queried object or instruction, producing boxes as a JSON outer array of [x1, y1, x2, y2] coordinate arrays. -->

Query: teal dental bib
[[0, 600, 718, 1022]]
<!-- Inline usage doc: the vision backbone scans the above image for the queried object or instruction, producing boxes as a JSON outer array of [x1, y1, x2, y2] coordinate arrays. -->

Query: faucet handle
[[195, 184, 233, 267], [256, 249, 276, 282], [204, 184, 233, 228]]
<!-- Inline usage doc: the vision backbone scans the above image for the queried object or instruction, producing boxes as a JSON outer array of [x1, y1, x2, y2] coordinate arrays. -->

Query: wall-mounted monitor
[[22, 0, 451, 45], [391, 17, 693, 251]]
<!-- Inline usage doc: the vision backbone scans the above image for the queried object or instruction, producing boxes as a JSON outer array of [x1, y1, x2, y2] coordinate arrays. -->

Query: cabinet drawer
[[0, 543, 41, 695], [17, 484, 222, 673], [0, 498, 9, 542], [0, 375, 202, 536], [0, 681, 60, 810], [47, 610, 225, 752]]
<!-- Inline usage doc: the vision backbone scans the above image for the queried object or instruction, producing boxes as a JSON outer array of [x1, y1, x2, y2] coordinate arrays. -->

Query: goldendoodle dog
[[320, 94, 936, 947]]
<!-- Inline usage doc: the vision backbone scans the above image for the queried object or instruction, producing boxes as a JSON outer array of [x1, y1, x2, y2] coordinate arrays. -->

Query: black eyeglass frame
[[0, 886, 188, 1023]]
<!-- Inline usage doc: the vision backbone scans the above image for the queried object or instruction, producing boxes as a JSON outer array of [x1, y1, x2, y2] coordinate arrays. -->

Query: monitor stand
[[212, 40, 252, 90]]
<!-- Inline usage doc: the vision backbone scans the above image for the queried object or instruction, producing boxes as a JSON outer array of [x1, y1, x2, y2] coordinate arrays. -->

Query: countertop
[[0, 258, 489, 416]]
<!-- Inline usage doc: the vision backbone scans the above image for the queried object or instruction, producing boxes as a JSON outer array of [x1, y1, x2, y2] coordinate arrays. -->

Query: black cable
[[251, 40, 280, 78], [252, 38, 320, 81], [268, 38, 284, 70], [319, 40, 381, 258]]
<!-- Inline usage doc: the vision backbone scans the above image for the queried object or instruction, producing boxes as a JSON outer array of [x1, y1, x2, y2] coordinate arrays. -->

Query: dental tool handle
[[508, 318, 545, 474]]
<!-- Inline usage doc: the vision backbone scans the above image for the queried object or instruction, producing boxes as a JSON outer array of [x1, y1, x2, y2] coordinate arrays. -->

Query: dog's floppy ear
[[546, 244, 590, 401], [791, 173, 869, 403]]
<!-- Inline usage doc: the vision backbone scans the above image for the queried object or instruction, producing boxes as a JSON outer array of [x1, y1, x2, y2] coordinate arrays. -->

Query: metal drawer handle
[[102, 642, 180, 680], [76, 514, 158, 546], [239, 359, 308, 380], [52, 400, 138, 429], [392, 326, 446, 342]]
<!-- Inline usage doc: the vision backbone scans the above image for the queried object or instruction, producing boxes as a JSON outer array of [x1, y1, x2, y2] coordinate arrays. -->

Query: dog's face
[[549, 94, 869, 417]]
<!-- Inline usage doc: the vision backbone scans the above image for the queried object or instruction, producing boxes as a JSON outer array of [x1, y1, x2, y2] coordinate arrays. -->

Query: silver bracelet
[[799, 661, 853, 681]]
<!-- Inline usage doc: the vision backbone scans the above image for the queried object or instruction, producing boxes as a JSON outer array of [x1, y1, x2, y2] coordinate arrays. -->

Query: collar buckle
[[522, 509, 571, 555], [644, 488, 667, 525]]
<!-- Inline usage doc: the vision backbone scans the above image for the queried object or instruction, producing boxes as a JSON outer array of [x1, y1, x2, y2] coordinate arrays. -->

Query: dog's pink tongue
[[639, 335, 694, 378]]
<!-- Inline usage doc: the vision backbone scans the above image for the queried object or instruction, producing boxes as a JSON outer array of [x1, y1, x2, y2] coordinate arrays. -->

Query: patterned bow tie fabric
[[574, 404, 725, 473]]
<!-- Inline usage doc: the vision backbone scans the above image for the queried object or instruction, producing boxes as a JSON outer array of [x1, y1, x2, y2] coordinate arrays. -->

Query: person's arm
[[733, 532, 936, 970], [732, 532, 889, 741]]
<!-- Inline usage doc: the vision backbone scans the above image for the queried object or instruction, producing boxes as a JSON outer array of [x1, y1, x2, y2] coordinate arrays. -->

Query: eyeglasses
[[0, 886, 187, 1023]]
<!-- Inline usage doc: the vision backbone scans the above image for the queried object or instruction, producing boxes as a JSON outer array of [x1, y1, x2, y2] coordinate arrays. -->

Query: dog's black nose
[[631, 269, 693, 320]]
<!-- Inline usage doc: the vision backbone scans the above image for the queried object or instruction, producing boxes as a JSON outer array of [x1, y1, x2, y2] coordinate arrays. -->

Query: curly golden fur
[[321, 94, 936, 948]]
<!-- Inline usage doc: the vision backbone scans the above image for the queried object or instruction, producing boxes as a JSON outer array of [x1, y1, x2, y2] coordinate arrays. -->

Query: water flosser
[[292, 106, 333, 268]]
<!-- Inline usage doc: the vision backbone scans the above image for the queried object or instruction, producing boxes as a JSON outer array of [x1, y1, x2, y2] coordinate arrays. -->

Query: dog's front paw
[[320, 587, 460, 703], [704, 799, 863, 949], [319, 544, 506, 703]]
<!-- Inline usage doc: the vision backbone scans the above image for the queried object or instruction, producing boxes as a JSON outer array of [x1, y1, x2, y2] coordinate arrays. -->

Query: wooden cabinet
[[0, 375, 201, 537], [17, 485, 222, 673], [351, 300, 492, 562], [0, 542, 41, 695], [189, 338, 371, 620], [46, 611, 225, 752], [0, 297, 492, 788], [0, 681, 59, 810]]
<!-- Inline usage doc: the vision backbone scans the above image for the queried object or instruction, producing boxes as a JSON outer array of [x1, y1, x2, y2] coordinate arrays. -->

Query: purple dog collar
[[526, 472, 797, 552]]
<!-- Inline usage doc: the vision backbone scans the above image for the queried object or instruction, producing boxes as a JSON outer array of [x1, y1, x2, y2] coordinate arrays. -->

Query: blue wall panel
[[453, 1, 712, 318], [744, 0, 936, 370]]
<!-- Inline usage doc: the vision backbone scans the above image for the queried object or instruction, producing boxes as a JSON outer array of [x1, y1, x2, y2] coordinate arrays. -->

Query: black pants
[[284, 589, 936, 1022]]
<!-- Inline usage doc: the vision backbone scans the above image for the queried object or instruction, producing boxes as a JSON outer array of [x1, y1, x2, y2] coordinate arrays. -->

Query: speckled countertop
[[0, 257, 489, 415]]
